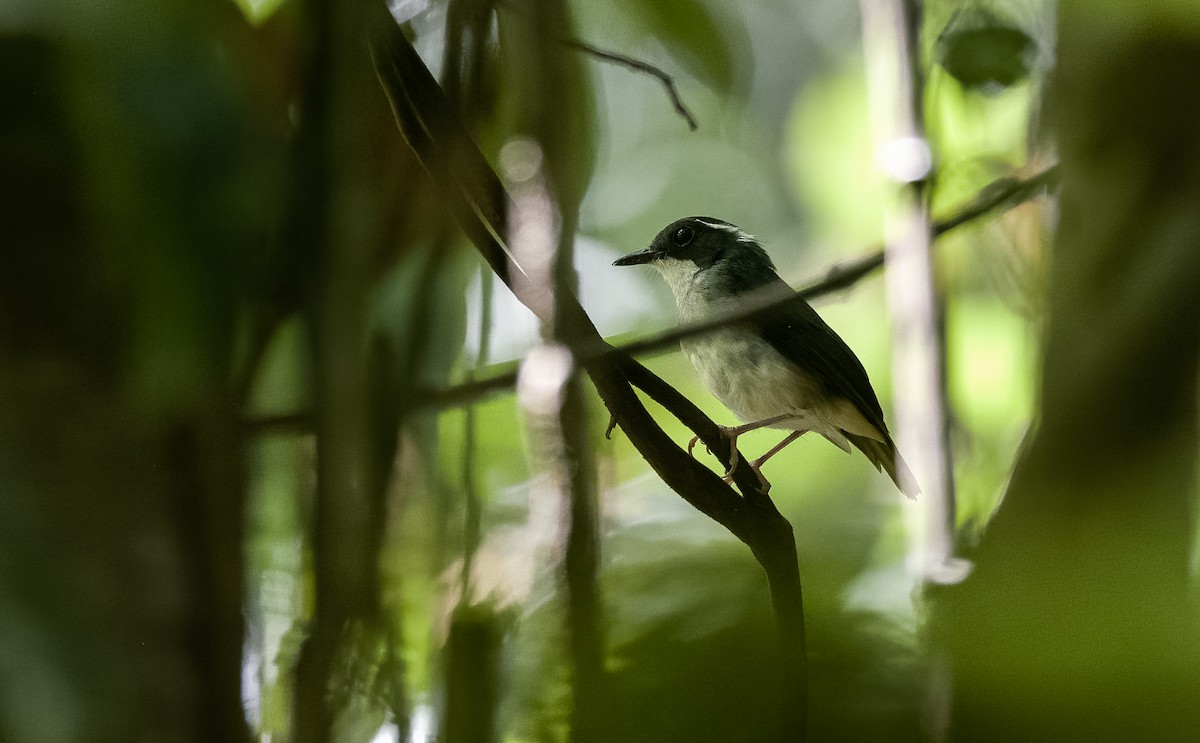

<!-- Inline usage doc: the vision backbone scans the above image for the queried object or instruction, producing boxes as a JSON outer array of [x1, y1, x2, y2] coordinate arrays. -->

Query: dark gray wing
[[733, 275, 918, 496], [752, 278, 890, 436]]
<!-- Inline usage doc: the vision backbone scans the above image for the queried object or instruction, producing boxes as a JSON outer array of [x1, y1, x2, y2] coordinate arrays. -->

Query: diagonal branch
[[364, 4, 748, 499], [422, 163, 1059, 411], [244, 164, 1060, 429], [368, 12, 809, 737], [606, 164, 1060, 361]]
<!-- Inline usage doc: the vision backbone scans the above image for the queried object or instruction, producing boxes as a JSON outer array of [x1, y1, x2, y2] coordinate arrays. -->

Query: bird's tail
[[845, 431, 920, 499]]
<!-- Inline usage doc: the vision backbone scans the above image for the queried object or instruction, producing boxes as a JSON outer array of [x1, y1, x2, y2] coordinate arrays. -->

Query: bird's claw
[[687, 429, 732, 460], [718, 426, 741, 473], [690, 425, 746, 479], [725, 445, 740, 473], [689, 425, 774, 493], [722, 461, 771, 494]]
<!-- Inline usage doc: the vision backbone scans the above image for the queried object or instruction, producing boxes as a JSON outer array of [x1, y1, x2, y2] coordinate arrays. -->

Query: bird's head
[[613, 217, 777, 301]]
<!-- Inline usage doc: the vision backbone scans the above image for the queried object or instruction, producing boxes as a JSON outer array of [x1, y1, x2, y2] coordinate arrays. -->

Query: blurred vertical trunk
[[0, 14, 253, 743], [859, 2, 957, 736], [500, 2, 604, 740], [936, 3, 1200, 740], [859, 0, 957, 580], [286, 0, 421, 740], [441, 6, 504, 741]]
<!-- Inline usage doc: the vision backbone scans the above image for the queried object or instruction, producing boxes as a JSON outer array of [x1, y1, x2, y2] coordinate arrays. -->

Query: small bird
[[614, 216, 918, 497]]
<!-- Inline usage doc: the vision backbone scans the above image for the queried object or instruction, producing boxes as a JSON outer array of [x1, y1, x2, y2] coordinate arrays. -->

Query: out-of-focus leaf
[[329, 621, 399, 743], [611, 0, 742, 94], [785, 63, 885, 246], [232, 0, 289, 25], [937, 8, 1035, 92], [491, 1, 597, 211]]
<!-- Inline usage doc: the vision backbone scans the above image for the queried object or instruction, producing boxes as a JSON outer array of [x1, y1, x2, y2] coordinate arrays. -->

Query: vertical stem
[[561, 375, 604, 743], [459, 269, 492, 604], [506, 137, 604, 743], [459, 379, 481, 603], [289, 1, 399, 739], [860, 0, 954, 580], [286, 0, 338, 739], [444, 0, 495, 612], [859, 0, 956, 738]]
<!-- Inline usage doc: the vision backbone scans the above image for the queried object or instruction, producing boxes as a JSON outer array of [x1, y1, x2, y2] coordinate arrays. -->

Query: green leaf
[[937, 8, 1036, 92]]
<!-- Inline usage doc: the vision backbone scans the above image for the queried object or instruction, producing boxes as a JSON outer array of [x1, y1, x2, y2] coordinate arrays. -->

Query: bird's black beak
[[613, 247, 661, 266]]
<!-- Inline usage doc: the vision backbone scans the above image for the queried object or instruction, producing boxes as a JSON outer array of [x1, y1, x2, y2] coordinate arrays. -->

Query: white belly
[[682, 329, 823, 428], [668, 272, 881, 452]]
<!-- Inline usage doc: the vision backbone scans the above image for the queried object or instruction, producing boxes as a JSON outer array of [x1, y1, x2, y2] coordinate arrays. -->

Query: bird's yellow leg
[[750, 430, 804, 471], [687, 414, 797, 476], [719, 431, 803, 494]]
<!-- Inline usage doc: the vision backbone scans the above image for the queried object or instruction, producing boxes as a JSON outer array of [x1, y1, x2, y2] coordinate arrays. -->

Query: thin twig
[[608, 164, 1060, 361], [467, 164, 1060, 404], [566, 40, 699, 131], [367, 20, 1062, 740], [378, 21, 812, 735], [442, 164, 1062, 411], [932, 166, 1058, 236], [243, 163, 1059, 433]]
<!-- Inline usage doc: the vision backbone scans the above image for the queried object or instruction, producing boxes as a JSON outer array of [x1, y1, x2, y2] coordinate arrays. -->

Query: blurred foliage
[[936, 7, 1035, 92], [935, 1, 1200, 737], [603, 0, 747, 95], [786, 61, 885, 247], [1, 0, 1196, 742]]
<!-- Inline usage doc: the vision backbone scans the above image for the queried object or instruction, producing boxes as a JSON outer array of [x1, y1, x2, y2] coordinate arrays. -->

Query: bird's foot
[[696, 429, 739, 465], [691, 424, 786, 493], [722, 459, 771, 494], [687, 425, 743, 474]]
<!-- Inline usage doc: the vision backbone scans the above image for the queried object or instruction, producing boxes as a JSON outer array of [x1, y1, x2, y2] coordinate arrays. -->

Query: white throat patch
[[649, 256, 700, 303]]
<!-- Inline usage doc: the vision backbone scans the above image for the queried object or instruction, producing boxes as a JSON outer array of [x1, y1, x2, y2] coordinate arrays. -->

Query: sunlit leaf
[[232, 0, 289, 26], [785, 63, 886, 246]]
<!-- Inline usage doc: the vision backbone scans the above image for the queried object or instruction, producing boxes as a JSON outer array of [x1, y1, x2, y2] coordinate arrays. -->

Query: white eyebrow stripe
[[695, 219, 737, 233], [695, 219, 758, 244]]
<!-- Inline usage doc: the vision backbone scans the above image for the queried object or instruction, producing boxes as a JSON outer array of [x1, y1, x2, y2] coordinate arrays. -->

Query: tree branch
[[370, 10, 807, 736], [566, 40, 699, 131], [604, 163, 1060, 362], [243, 164, 1060, 431], [422, 163, 1060, 412]]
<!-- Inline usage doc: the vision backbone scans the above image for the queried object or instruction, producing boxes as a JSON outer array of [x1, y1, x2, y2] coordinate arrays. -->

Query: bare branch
[[608, 163, 1060, 361], [615, 354, 770, 501], [425, 163, 1060, 412], [243, 163, 1060, 431], [566, 40, 699, 131], [369, 2, 762, 520], [330, 20, 814, 736], [932, 165, 1059, 236]]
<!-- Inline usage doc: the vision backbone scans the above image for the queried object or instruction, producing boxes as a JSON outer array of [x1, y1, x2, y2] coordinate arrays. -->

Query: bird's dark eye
[[672, 225, 695, 247]]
